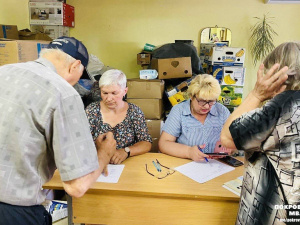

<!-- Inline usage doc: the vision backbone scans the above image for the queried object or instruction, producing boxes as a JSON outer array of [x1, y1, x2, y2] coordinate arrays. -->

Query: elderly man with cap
[[0, 36, 116, 225]]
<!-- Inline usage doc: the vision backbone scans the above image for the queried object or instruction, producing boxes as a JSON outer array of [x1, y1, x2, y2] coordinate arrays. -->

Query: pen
[[152, 161, 161, 172], [197, 145, 209, 163], [155, 160, 161, 172]]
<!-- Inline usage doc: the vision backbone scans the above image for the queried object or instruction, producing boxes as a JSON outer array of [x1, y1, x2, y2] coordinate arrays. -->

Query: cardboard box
[[29, 2, 75, 27], [0, 39, 50, 66], [150, 138, 159, 153], [30, 0, 66, 2], [127, 99, 163, 119], [146, 119, 163, 138], [31, 25, 69, 39], [221, 67, 246, 86], [18, 30, 52, 41], [0, 25, 19, 40], [207, 65, 223, 83], [207, 47, 245, 66], [165, 77, 195, 106], [137, 53, 151, 65], [218, 85, 243, 107], [127, 79, 164, 99], [151, 57, 192, 79]]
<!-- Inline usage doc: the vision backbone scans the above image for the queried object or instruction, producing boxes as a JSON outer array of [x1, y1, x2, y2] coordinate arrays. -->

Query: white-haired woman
[[159, 74, 230, 161], [85, 69, 152, 164]]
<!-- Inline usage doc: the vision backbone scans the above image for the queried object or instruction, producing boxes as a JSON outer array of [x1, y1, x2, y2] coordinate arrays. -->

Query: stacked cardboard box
[[127, 79, 165, 152], [0, 25, 19, 40], [0, 39, 50, 66], [204, 46, 246, 112]]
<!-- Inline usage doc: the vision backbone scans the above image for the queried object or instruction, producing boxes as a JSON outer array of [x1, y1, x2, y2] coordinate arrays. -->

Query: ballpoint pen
[[197, 145, 209, 163], [152, 160, 161, 172], [155, 160, 161, 172]]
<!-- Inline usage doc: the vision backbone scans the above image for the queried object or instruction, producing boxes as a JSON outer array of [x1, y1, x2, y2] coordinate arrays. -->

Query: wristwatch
[[124, 147, 130, 158]]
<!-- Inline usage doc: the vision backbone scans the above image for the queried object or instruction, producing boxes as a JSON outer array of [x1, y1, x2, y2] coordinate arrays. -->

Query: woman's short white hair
[[99, 69, 127, 89]]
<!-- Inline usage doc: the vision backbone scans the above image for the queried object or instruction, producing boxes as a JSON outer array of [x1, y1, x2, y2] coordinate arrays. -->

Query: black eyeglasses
[[145, 159, 176, 179], [194, 96, 216, 107]]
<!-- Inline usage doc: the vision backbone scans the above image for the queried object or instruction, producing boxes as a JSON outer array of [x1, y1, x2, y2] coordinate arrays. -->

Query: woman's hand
[[188, 144, 208, 162], [252, 63, 288, 102], [110, 149, 128, 164]]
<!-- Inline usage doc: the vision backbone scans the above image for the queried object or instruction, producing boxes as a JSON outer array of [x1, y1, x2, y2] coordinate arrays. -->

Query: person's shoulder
[[128, 102, 143, 113], [86, 101, 100, 110]]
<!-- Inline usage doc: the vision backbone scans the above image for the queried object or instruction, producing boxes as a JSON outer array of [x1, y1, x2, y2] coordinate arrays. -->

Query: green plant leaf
[[249, 14, 278, 66]]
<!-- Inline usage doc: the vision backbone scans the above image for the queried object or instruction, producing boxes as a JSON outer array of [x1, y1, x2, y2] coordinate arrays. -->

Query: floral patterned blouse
[[85, 101, 152, 149]]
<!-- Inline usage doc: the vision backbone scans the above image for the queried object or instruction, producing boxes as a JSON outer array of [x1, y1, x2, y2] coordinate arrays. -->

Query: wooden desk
[[44, 153, 244, 225]]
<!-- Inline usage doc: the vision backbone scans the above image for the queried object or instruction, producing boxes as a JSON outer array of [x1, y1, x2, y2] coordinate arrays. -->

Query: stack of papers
[[222, 176, 243, 196]]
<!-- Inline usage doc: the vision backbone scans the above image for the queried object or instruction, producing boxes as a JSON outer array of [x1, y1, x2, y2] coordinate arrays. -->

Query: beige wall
[[1, 0, 300, 97]]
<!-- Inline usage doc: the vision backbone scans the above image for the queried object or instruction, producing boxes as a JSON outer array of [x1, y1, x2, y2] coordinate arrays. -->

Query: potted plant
[[250, 14, 278, 66]]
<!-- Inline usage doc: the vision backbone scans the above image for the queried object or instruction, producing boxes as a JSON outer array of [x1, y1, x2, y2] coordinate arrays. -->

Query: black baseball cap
[[47, 36, 91, 79]]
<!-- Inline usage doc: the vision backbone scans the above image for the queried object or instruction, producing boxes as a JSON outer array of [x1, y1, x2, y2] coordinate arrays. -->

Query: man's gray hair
[[99, 69, 127, 89], [39, 48, 76, 65]]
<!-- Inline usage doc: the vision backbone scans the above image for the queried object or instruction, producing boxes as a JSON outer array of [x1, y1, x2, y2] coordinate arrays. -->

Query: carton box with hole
[[146, 119, 163, 138], [29, 2, 75, 27], [0, 39, 50, 66], [0, 25, 19, 40], [151, 57, 192, 79], [207, 47, 245, 66], [207, 65, 223, 83], [221, 67, 246, 86], [127, 99, 163, 119], [127, 79, 164, 99]]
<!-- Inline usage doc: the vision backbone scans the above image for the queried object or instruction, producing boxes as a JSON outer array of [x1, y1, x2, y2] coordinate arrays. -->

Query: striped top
[[162, 100, 230, 153]]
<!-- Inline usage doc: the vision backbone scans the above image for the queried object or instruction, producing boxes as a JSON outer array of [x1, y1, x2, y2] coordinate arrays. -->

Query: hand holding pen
[[188, 144, 208, 162], [197, 145, 209, 163]]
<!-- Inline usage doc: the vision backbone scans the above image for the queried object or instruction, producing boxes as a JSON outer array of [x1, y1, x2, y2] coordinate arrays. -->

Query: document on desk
[[96, 164, 125, 183], [174, 159, 235, 184]]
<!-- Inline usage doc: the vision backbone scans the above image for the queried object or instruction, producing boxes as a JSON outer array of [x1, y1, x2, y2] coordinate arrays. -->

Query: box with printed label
[[165, 77, 195, 106], [200, 42, 228, 62], [0, 39, 50, 66], [221, 67, 246, 86], [30, 25, 69, 39], [137, 53, 151, 65], [127, 79, 164, 99], [207, 65, 223, 83], [146, 119, 163, 138], [0, 25, 19, 40], [127, 99, 163, 119], [218, 85, 243, 107], [151, 57, 192, 79], [207, 47, 245, 66], [29, 2, 75, 27]]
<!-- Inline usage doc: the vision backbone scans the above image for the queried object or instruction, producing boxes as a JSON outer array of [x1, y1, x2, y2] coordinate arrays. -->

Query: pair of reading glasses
[[145, 159, 176, 179], [194, 96, 216, 107]]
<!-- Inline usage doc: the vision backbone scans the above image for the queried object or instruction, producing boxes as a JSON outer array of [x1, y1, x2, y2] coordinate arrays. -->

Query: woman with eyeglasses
[[159, 74, 230, 161]]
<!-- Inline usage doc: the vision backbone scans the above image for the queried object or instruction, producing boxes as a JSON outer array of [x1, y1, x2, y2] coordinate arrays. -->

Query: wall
[[1, 0, 300, 97]]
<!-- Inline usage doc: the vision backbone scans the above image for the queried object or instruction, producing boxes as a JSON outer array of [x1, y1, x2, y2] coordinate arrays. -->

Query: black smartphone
[[218, 156, 244, 167], [206, 152, 228, 156]]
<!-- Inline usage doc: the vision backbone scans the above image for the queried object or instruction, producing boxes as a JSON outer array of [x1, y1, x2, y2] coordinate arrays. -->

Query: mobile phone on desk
[[218, 156, 244, 167]]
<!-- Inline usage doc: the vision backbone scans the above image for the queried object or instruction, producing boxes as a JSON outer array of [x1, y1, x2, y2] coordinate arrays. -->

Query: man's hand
[[188, 144, 208, 162], [96, 132, 116, 165], [252, 63, 288, 102], [110, 149, 127, 164]]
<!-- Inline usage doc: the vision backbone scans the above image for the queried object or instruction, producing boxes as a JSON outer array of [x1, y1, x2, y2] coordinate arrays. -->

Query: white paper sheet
[[96, 164, 125, 183], [174, 159, 235, 184]]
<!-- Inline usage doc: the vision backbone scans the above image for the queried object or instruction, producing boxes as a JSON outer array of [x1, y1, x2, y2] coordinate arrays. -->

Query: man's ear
[[69, 60, 82, 73]]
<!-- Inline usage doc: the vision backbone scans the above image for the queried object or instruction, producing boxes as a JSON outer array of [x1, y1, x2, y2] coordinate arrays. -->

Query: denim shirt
[[162, 100, 230, 153]]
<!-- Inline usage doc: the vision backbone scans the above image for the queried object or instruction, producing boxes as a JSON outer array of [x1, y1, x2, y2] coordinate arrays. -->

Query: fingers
[[96, 133, 107, 142], [256, 63, 265, 81], [103, 166, 108, 176]]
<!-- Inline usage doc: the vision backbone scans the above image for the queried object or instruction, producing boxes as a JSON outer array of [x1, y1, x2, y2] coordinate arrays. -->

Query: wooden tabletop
[[43, 153, 244, 201]]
